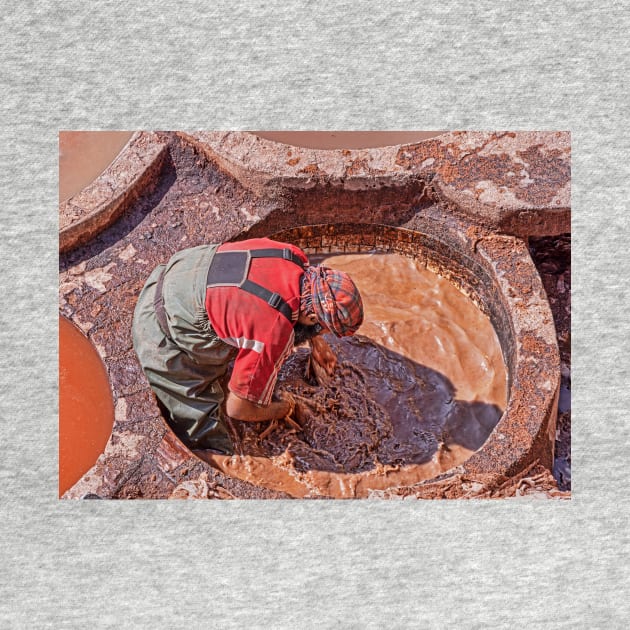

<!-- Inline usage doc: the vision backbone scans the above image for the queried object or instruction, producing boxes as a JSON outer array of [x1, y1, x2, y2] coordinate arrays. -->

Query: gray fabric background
[[1, 0, 627, 627]]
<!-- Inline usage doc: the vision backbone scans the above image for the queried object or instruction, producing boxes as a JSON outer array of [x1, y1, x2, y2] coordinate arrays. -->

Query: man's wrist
[[275, 400, 291, 419]]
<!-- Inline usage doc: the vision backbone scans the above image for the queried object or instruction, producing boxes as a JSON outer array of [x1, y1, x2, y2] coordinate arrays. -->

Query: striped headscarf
[[301, 265, 364, 337]]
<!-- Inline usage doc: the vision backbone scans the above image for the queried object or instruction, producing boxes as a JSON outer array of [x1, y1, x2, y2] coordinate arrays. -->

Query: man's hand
[[310, 335, 337, 376], [258, 391, 301, 440], [307, 335, 337, 386], [278, 391, 296, 419]]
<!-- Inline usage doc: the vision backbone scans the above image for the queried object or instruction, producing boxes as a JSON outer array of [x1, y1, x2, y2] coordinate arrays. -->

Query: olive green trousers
[[132, 245, 236, 453]]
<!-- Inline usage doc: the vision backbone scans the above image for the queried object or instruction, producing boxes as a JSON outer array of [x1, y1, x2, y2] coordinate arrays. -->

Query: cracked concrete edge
[[393, 130, 570, 236], [59, 131, 169, 253], [465, 235, 559, 474], [177, 130, 422, 191], [179, 130, 570, 237], [57, 131, 570, 251]]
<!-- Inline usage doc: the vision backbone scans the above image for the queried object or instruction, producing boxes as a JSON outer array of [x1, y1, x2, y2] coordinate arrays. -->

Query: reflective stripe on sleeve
[[224, 336, 265, 354]]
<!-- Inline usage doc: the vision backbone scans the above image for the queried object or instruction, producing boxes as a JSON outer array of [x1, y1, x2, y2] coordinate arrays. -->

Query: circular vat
[[59, 316, 114, 497], [198, 222, 559, 498]]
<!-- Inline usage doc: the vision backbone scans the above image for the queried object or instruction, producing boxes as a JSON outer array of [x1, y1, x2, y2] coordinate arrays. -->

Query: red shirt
[[205, 238, 308, 406]]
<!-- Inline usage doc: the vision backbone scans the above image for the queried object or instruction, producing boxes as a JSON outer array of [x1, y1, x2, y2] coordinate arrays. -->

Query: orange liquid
[[59, 131, 133, 203], [59, 316, 114, 497]]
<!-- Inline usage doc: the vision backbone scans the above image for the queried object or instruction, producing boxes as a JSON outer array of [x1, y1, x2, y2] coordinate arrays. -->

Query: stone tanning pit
[[59, 131, 571, 499]]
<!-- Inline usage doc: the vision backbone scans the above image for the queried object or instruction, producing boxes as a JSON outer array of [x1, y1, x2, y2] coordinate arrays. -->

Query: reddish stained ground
[[396, 137, 570, 207]]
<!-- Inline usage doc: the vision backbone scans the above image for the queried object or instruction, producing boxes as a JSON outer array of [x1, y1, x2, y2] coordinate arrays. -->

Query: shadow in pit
[[238, 179, 433, 245], [59, 151, 177, 272], [204, 335, 504, 475]]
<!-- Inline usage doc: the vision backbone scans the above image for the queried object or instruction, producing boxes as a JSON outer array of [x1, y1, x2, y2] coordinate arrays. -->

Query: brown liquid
[[251, 131, 445, 150], [59, 131, 133, 202], [199, 253, 507, 498], [59, 316, 114, 496]]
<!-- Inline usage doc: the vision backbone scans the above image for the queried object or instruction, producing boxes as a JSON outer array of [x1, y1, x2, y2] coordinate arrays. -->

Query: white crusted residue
[[118, 243, 136, 261], [83, 262, 116, 293], [240, 206, 258, 223], [114, 397, 128, 422], [105, 431, 145, 459]]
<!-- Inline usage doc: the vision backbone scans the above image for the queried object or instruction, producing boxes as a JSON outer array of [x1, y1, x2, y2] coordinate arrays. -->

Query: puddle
[[59, 316, 114, 496], [199, 252, 507, 498], [59, 131, 133, 203]]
